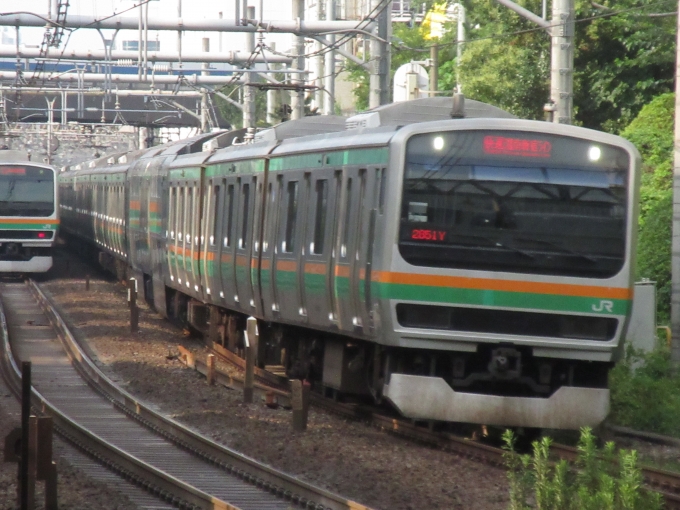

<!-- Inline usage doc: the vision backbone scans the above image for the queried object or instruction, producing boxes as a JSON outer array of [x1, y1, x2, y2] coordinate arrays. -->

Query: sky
[[3, 0, 298, 57]]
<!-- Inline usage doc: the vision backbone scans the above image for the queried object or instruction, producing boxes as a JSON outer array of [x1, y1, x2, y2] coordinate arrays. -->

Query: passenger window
[[225, 184, 234, 247], [283, 181, 298, 253], [211, 185, 220, 246], [312, 179, 328, 255], [240, 183, 250, 249], [341, 178, 352, 258]]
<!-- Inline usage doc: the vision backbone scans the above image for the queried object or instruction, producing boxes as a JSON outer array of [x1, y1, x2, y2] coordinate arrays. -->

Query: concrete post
[[201, 37, 210, 133], [671, 0, 680, 367], [291, 0, 305, 119], [369, 0, 391, 108], [324, 0, 336, 115], [266, 43, 280, 124], [207, 354, 215, 385], [291, 379, 310, 431], [550, 0, 574, 124], [243, 6, 256, 129]]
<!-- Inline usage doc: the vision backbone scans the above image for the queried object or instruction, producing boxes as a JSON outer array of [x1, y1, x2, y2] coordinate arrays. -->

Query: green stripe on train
[[206, 160, 265, 177], [270, 147, 389, 171], [0, 223, 57, 230], [374, 282, 631, 315]]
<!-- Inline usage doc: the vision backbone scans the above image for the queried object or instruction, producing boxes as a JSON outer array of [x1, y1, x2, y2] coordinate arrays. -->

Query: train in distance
[[0, 149, 59, 273], [57, 94, 641, 430]]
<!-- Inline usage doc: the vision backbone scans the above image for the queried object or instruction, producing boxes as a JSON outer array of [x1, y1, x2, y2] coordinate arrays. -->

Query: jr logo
[[592, 300, 614, 313]]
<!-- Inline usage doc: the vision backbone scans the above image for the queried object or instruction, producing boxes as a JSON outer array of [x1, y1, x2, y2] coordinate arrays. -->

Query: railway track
[[0, 279, 373, 510], [195, 340, 680, 509]]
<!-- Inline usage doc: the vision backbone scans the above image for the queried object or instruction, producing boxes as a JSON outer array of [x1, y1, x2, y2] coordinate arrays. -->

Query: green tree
[[346, 0, 675, 129], [214, 83, 273, 128], [620, 93, 674, 319], [573, 0, 676, 133]]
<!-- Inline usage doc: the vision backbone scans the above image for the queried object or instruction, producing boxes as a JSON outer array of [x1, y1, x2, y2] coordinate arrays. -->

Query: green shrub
[[609, 345, 680, 437], [503, 427, 663, 510]]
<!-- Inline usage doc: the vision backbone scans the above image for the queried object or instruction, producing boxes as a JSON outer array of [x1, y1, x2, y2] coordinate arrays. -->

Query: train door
[[167, 184, 184, 289], [332, 167, 375, 334], [272, 172, 310, 323], [187, 181, 203, 297], [234, 176, 256, 313], [201, 178, 222, 304], [300, 170, 339, 327], [261, 175, 283, 320], [249, 173, 267, 317]]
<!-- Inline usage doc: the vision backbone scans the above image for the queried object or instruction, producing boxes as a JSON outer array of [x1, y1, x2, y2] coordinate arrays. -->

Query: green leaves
[[503, 427, 663, 509]]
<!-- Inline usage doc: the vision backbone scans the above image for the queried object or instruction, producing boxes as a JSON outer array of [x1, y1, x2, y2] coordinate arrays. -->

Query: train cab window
[[225, 184, 235, 248], [239, 183, 250, 249], [283, 181, 299, 253], [312, 179, 328, 255]]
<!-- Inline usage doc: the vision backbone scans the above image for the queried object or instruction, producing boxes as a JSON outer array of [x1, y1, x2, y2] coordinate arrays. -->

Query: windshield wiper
[[513, 236, 597, 263]]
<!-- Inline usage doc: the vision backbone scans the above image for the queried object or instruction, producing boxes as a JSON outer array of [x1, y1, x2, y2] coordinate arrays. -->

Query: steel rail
[[0, 283, 235, 510], [201, 341, 680, 508], [28, 279, 373, 510]]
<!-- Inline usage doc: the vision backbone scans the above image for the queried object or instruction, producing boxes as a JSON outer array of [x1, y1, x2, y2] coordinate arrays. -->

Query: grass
[[503, 427, 663, 510], [609, 343, 680, 438]]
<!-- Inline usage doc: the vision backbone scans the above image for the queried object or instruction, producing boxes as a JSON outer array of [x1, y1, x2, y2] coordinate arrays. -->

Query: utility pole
[[670, 0, 680, 366], [369, 0, 391, 108], [549, 0, 574, 123], [201, 37, 209, 133], [494, 0, 572, 124], [243, 6, 256, 129], [323, 0, 336, 115], [291, 0, 305, 119]]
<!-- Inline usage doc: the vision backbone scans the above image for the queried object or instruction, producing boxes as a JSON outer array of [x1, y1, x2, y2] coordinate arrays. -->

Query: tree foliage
[[620, 93, 674, 319], [345, 0, 675, 130]]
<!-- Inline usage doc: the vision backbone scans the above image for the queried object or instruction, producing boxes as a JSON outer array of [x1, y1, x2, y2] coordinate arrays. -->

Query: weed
[[503, 427, 663, 510]]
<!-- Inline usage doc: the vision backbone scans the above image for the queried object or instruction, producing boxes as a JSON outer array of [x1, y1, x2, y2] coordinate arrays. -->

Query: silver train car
[[58, 97, 641, 429], [0, 150, 59, 273]]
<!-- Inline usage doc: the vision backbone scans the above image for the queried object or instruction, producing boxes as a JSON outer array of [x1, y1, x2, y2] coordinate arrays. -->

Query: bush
[[609, 345, 680, 437], [503, 427, 663, 510]]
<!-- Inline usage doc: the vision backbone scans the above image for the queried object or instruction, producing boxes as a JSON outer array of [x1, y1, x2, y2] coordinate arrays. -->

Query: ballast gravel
[[1, 249, 509, 510]]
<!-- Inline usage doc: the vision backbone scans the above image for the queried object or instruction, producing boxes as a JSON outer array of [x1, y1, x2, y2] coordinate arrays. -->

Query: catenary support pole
[[323, 0, 336, 115], [670, 0, 680, 367], [243, 6, 256, 129], [369, 0, 391, 108], [291, 0, 305, 119], [550, 0, 574, 123]]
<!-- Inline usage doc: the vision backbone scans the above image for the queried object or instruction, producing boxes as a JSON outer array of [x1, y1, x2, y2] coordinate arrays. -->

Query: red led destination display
[[0, 166, 27, 175], [483, 136, 552, 158], [411, 229, 447, 242]]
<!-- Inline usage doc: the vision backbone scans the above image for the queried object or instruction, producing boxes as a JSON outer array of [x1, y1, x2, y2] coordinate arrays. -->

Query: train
[[0, 149, 59, 273], [58, 95, 641, 430]]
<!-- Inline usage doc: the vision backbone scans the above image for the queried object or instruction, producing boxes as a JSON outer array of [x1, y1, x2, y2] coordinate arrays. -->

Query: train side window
[[239, 183, 250, 249], [341, 178, 353, 258], [225, 184, 234, 248], [311, 179, 328, 255], [177, 186, 185, 241], [210, 185, 220, 246], [283, 181, 299, 253], [263, 182, 274, 253], [168, 187, 174, 239], [377, 167, 386, 214]]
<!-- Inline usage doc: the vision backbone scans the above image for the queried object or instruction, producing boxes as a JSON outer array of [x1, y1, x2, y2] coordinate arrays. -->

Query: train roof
[[255, 116, 347, 143], [345, 96, 516, 130]]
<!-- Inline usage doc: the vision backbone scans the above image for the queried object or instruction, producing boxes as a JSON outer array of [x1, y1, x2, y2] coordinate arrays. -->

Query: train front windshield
[[399, 130, 630, 278], [0, 166, 55, 217]]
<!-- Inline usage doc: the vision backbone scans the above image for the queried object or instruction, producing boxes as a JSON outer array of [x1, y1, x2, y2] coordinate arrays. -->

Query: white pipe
[[0, 47, 291, 64], [0, 13, 364, 34]]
